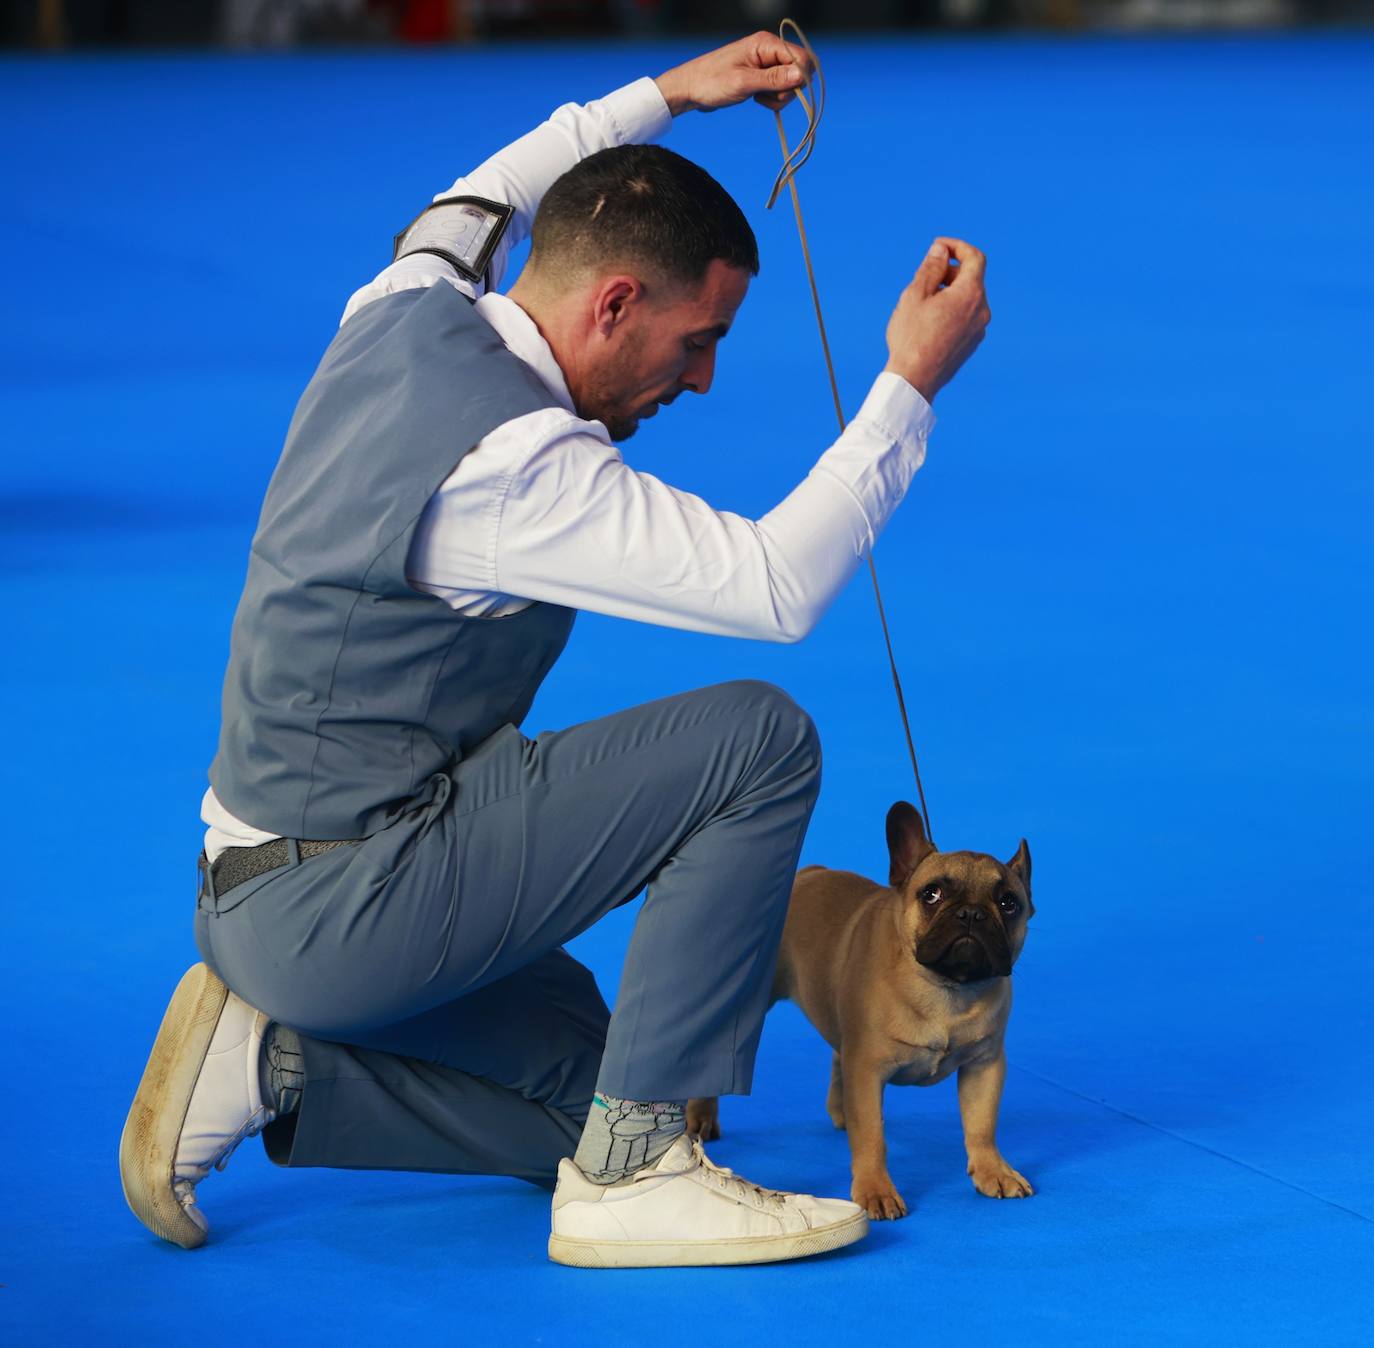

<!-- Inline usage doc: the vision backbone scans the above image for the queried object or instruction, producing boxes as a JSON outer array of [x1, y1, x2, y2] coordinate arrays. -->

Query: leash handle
[[768, 18, 936, 848]]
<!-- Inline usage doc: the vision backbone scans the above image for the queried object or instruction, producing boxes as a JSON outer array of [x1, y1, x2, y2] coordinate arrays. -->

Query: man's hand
[[655, 32, 813, 117], [884, 239, 992, 404]]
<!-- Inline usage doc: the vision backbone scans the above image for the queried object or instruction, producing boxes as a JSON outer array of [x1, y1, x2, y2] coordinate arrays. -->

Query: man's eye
[[685, 339, 707, 352]]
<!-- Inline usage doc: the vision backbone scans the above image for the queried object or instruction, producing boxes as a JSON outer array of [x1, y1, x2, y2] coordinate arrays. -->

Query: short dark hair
[[527, 144, 759, 286]]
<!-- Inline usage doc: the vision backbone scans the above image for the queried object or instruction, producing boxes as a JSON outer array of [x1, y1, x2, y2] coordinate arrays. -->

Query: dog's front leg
[[957, 1049, 1033, 1198], [685, 1096, 719, 1141], [842, 1051, 907, 1219]]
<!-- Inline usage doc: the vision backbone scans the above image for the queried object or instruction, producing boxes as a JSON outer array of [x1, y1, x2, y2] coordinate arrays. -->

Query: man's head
[[508, 145, 757, 441]]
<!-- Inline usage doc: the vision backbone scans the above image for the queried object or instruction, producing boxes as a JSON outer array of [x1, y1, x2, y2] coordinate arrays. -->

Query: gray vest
[[210, 282, 577, 840]]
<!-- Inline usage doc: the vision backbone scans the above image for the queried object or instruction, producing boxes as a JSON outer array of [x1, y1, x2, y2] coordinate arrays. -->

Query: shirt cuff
[[855, 370, 936, 451], [600, 76, 673, 146]]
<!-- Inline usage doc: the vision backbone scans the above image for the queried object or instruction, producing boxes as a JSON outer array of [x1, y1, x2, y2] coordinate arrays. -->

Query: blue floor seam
[[1015, 1064, 1374, 1228]]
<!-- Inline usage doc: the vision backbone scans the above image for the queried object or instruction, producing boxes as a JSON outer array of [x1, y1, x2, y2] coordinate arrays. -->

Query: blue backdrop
[[3, 31, 1371, 1344]]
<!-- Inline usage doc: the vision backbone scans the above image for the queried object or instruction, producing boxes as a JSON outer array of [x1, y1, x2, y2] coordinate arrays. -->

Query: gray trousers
[[194, 679, 820, 1186]]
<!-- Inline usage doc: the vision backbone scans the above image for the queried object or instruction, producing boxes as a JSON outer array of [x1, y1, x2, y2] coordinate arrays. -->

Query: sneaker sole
[[547, 1209, 869, 1269], [119, 962, 230, 1249]]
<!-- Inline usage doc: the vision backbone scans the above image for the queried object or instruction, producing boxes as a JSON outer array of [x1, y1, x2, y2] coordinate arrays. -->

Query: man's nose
[[682, 345, 717, 396]]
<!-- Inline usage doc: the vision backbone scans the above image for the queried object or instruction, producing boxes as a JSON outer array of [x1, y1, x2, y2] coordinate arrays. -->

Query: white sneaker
[[548, 1133, 868, 1268], [119, 963, 274, 1249]]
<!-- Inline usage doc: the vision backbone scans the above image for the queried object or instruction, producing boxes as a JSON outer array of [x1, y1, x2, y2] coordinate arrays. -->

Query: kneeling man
[[121, 31, 990, 1268]]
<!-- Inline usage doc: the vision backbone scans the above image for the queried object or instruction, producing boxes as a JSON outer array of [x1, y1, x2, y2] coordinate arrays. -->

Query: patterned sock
[[258, 1023, 305, 1117], [572, 1092, 688, 1185]]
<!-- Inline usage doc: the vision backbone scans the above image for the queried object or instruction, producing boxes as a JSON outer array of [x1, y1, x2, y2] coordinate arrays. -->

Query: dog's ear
[[887, 801, 934, 889], [1006, 839, 1033, 911]]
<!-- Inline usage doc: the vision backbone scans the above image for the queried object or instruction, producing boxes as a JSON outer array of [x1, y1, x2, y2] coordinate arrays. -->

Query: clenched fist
[[885, 238, 991, 404], [655, 32, 814, 117]]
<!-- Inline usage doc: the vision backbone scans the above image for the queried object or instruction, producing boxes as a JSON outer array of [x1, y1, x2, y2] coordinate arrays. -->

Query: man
[[120, 31, 990, 1269]]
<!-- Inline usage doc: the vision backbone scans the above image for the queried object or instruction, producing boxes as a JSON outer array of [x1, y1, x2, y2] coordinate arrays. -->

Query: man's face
[[582, 258, 752, 442]]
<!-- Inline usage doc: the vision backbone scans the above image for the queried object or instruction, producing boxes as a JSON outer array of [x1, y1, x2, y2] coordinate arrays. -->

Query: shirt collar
[[474, 291, 576, 415]]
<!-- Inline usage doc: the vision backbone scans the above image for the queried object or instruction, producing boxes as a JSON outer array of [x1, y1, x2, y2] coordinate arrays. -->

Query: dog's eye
[[920, 886, 942, 906], [998, 895, 1020, 916]]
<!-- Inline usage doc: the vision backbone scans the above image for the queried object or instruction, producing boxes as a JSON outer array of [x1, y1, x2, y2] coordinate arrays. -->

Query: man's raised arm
[[342, 34, 812, 325]]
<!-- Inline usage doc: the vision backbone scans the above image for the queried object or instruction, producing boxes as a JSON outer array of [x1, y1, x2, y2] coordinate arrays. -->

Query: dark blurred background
[[6, 0, 1373, 48]]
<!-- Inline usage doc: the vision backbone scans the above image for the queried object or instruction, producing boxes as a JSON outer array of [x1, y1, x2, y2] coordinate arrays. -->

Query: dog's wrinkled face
[[886, 801, 1033, 985]]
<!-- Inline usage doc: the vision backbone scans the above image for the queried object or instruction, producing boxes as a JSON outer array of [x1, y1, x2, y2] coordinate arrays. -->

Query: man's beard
[[583, 333, 648, 443], [602, 411, 642, 443]]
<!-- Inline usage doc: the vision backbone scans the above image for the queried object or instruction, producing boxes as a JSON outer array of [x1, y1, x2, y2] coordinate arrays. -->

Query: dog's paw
[[685, 1097, 720, 1142], [968, 1155, 1034, 1199], [826, 1104, 846, 1130], [852, 1174, 909, 1221]]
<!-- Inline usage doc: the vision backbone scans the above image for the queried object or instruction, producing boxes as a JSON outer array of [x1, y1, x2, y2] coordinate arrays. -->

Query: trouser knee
[[716, 678, 821, 788]]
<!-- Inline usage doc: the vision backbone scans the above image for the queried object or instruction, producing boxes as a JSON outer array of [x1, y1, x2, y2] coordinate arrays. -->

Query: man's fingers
[[766, 62, 807, 89], [888, 237, 991, 399], [738, 32, 811, 100], [676, 32, 813, 112], [747, 31, 813, 78], [753, 89, 797, 111], [932, 237, 986, 285], [746, 55, 806, 108], [913, 241, 952, 295]]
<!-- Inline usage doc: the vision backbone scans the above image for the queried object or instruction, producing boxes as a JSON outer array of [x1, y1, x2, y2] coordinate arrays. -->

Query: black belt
[[208, 836, 358, 900]]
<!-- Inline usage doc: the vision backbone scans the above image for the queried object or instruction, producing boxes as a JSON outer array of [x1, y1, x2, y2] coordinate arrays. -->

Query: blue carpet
[[3, 32, 1372, 1344]]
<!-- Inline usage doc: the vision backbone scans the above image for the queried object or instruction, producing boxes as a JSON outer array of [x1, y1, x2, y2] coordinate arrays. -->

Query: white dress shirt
[[202, 75, 934, 861]]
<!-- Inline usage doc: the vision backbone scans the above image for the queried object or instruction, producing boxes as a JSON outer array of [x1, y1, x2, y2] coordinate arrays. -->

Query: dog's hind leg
[[826, 1051, 845, 1129]]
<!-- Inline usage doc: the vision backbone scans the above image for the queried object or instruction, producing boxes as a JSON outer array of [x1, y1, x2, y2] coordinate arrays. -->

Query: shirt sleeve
[[341, 78, 671, 325], [409, 372, 935, 644]]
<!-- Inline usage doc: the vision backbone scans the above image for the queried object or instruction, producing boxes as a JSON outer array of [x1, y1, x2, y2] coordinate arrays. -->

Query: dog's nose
[[956, 906, 986, 925]]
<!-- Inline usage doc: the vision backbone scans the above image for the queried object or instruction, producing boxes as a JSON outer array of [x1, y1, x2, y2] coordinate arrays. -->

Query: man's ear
[[1006, 839, 1033, 913], [886, 801, 934, 889], [591, 275, 642, 337]]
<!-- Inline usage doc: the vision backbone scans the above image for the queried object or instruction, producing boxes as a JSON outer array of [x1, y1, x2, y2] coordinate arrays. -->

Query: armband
[[392, 195, 514, 286]]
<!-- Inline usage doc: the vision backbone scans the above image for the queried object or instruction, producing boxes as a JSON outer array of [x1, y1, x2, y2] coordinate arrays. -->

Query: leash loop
[[767, 18, 936, 847]]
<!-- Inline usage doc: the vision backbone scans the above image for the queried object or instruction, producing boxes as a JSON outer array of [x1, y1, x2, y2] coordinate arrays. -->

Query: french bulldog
[[687, 800, 1034, 1219]]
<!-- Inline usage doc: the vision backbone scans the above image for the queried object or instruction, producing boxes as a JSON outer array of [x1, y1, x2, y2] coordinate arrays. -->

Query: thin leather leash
[[766, 18, 936, 846]]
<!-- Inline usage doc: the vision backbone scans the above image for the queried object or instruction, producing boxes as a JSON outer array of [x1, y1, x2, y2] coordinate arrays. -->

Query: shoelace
[[211, 1104, 275, 1173], [175, 1104, 278, 1213], [687, 1138, 789, 1212], [175, 1105, 276, 1213]]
